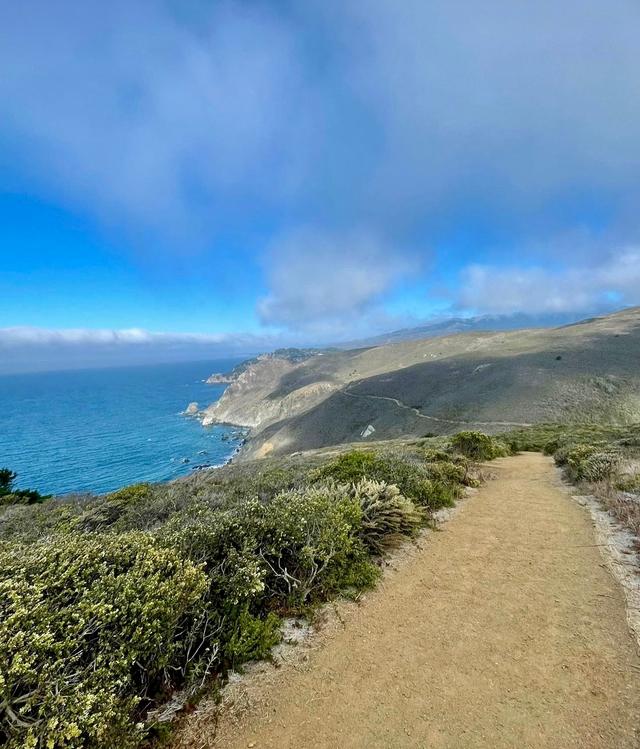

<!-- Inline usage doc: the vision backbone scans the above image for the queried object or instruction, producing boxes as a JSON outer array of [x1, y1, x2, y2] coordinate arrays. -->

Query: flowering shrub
[[311, 451, 460, 510], [252, 484, 378, 606], [559, 444, 620, 483], [0, 533, 207, 749]]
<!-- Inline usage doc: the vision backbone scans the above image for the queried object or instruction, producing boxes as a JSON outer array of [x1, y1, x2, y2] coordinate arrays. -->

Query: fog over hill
[[200, 307, 640, 458]]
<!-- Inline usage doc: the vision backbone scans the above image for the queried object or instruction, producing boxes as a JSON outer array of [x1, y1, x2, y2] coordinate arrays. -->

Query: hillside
[[200, 308, 640, 458]]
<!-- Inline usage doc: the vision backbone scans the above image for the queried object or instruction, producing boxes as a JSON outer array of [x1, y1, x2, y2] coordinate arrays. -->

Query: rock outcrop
[[206, 373, 234, 384], [201, 356, 337, 428]]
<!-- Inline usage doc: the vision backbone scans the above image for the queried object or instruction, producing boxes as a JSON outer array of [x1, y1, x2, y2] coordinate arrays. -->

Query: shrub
[[310, 451, 378, 485], [349, 479, 424, 556], [202, 464, 306, 505], [0, 533, 207, 749], [312, 451, 459, 511], [561, 444, 620, 483], [157, 505, 280, 675], [0, 440, 477, 745], [450, 431, 510, 461], [253, 484, 378, 607], [615, 474, 640, 494], [0, 489, 46, 507]]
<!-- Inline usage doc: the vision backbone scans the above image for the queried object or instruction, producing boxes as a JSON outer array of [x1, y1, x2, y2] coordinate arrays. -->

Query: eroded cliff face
[[201, 355, 338, 429]]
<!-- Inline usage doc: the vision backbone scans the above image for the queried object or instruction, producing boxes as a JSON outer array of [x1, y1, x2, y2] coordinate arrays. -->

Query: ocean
[[0, 359, 244, 496]]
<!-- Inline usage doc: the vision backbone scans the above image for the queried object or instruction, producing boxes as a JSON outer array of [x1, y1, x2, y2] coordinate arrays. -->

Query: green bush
[[615, 474, 640, 493], [0, 533, 207, 749], [350, 479, 424, 556], [561, 444, 620, 483], [0, 440, 476, 746], [253, 484, 378, 607], [310, 451, 378, 484], [311, 451, 460, 510], [450, 431, 510, 461]]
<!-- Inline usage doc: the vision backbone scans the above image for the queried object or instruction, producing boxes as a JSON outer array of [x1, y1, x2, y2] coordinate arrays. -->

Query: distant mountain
[[343, 311, 597, 348], [199, 307, 640, 459]]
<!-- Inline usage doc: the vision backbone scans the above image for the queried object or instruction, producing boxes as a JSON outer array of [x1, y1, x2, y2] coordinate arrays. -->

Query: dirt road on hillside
[[174, 453, 640, 749]]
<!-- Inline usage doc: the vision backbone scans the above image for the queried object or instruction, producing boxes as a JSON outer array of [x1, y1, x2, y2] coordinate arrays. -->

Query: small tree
[[0, 468, 17, 496], [0, 469, 47, 505]]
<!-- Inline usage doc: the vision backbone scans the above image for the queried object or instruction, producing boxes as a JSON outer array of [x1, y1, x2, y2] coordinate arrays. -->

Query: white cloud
[[257, 229, 416, 331], [0, 327, 230, 347], [457, 248, 640, 315], [0, 326, 277, 374]]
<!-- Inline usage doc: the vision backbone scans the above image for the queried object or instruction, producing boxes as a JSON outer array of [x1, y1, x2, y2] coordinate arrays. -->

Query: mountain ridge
[[200, 307, 640, 458]]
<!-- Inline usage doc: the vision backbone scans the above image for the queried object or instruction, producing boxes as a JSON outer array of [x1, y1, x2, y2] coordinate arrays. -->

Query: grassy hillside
[[224, 307, 640, 458]]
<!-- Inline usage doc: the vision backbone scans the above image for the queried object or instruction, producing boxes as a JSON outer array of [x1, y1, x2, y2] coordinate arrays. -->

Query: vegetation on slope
[[0, 432, 499, 749]]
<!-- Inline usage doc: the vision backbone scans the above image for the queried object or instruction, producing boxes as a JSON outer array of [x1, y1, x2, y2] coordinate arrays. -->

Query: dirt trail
[[176, 453, 640, 749], [341, 387, 533, 428]]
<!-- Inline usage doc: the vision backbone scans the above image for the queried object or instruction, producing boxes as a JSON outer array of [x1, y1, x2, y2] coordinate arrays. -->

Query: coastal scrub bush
[[0, 439, 486, 746], [0, 496, 88, 543], [350, 479, 424, 556], [311, 451, 458, 510], [0, 533, 207, 749], [310, 451, 378, 485], [157, 505, 281, 671], [615, 473, 640, 494], [561, 444, 620, 483], [450, 431, 511, 461], [252, 484, 378, 606], [200, 463, 307, 505]]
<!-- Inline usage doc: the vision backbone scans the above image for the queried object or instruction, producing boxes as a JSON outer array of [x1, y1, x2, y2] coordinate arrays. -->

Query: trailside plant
[[251, 484, 379, 607], [311, 450, 461, 511], [349, 479, 425, 556], [450, 431, 511, 461], [0, 533, 207, 749], [559, 444, 620, 483]]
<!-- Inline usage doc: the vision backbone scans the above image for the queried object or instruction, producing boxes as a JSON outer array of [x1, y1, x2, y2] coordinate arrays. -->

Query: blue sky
[[1, 0, 640, 372]]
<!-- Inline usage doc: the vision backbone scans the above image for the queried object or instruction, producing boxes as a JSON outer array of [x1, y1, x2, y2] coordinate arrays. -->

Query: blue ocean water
[[0, 359, 244, 496]]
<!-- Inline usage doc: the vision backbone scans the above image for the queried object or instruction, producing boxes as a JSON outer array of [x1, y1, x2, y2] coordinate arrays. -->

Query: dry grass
[[591, 479, 640, 552]]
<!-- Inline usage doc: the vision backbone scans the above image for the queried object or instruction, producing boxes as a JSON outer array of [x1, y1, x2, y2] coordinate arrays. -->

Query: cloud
[[0, 1, 310, 234], [257, 229, 416, 331], [3, 1, 640, 331], [336, 0, 640, 224], [2, 0, 639, 239], [0, 327, 231, 347], [457, 248, 640, 315], [0, 326, 278, 374]]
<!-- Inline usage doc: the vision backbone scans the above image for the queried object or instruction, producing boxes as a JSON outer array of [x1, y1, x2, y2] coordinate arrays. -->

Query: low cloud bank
[[0, 327, 274, 375]]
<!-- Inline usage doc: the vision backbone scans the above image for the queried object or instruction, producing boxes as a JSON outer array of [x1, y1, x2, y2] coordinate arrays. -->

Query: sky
[[1, 0, 640, 372]]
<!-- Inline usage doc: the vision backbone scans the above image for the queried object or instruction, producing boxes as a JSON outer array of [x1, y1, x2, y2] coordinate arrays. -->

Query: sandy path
[[177, 453, 640, 748]]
